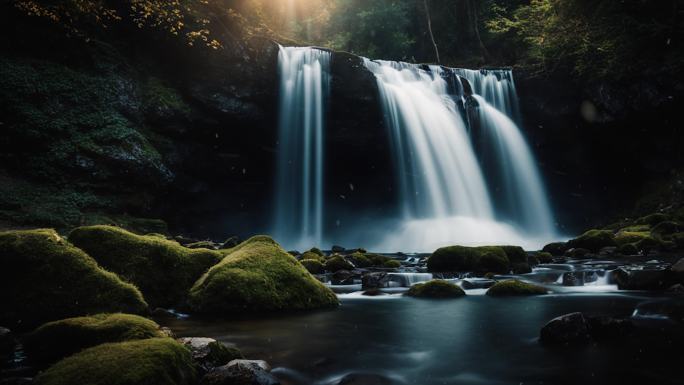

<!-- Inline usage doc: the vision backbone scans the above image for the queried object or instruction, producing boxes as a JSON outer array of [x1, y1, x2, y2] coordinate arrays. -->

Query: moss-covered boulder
[[25, 313, 165, 364], [300, 259, 324, 274], [486, 280, 547, 296], [636, 213, 671, 226], [300, 250, 325, 262], [178, 337, 243, 373], [567, 230, 616, 252], [615, 231, 651, 245], [542, 242, 568, 256], [69, 225, 223, 307], [347, 252, 372, 268], [427, 245, 509, 274], [406, 280, 465, 298], [188, 236, 338, 314], [536, 252, 554, 264], [383, 260, 401, 268], [0, 229, 148, 329], [324, 255, 354, 272], [499, 245, 528, 263], [33, 338, 197, 385]]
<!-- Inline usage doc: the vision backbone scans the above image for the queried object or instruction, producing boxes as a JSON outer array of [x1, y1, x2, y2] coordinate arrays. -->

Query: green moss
[[499, 245, 528, 263], [406, 280, 465, 298], [650, 221, 681, 238], [347, 252, 372, 268], [621, 224, 651, 232], [188, 236, 338, 314], [0, 229, 147, 330], [615, 231, 650, 245], [309, 247, 324, 257], [636, 213, 671, 226], [324, 255, 354, 272], [69, 225, 223, 307], [383, 260, 401, 268], [635, 236, 662, 252], [567, 229, 616, 252], [427, 245, 509, 274], [206, 341, 243, 366], [142, 77, 191, 117], [486, 279, 547, 296], [300, 259, 324, 274], [25, 313, 164, 364], [536, 252, 553, 263], [300, 251, 325, 262], [33, 338, 197, 385], [541, 242, 568, 256], [365, 253, 391, 266]]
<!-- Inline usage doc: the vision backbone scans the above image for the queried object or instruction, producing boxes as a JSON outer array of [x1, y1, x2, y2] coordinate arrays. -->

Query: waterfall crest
[[273, 46, 331, 249]]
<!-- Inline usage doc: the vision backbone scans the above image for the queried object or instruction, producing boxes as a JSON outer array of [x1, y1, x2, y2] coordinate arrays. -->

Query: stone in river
[[539, 312, 592, 346], [201, 360, 279, 385]]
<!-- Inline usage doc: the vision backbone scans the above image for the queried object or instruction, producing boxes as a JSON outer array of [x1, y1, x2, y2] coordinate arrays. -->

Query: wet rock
[[668, 283, 684, 293], [180, 337, 243, 374], [542, 242, 568, 256], [331, 245, 346, 253], [599, 246, 617, 256], [615, 267, 669, 290], [0, 327, 15, 359], [511, 262, 532, 274], [361, 272, 388, 289], [539, 312, 591, 346], [174, 235, 199, 245], [151, 308, 177, 319], [337, 373, 394, 385], [461, 278, 496, 290], [220, 236, 241, 250], [672, 258, 684, 274], [331, 270, 356, 285], [567, 230, 616, 252], [361, 289, 384, 296], [562, 272, 585, 286], [201, 360, 279, 385], [633, 300, 684, 323], [617, 243, 639, 256], [566, 248, 591, 259]]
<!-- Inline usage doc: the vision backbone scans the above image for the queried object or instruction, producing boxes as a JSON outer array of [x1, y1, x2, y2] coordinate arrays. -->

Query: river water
[[164, 288, 683, 385]]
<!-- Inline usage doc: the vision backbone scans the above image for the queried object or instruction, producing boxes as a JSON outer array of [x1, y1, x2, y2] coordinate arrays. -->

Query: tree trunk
[[423, 0, 440, 64]]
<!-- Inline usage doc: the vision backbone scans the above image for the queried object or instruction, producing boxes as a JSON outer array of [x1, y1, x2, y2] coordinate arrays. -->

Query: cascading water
[[273, 46, 331, 249], [363, 60, 557, 251]]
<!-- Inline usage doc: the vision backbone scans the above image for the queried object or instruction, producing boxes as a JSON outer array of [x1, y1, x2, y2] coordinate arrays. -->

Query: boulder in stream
[[540, 312, 592, 346], [201, 360, 279, 385]]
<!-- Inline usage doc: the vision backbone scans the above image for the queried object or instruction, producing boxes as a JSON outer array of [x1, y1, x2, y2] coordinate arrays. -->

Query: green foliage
[[25, 313, 164, 364], [300, 259, 324, 274], [69, 225, 223, 307], [323, 0, 415, 60], [536, 252, 553, 263], [486, 279, 547, 296], [427, 245, 509, 274], [406, 280, 465, 299], [0, 229, 148, 330], [188, 235, 338, 314], [33, 338, 197, 385]]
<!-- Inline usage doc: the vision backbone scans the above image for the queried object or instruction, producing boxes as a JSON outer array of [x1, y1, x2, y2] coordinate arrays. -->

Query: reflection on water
[[164, 293, 682, 385]]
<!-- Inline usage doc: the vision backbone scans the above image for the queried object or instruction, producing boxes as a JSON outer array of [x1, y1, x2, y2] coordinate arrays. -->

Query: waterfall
[[273, 46, 331, 249], [363, 60, 557, 251]]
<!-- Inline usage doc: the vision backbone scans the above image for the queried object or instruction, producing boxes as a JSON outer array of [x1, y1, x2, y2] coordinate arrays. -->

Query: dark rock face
[[201, 360, 279, 385], [361, 272, 389, 289], [540, 312, 592, 346], [0, 327, 15, 359], [615, 267, 670, 290], [179, 337, 243, 374]]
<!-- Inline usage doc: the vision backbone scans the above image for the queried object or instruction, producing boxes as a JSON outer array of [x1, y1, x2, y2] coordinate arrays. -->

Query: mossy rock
[[617, 243, 639, 255], [383, 260, 401, 269], [365, 253, 391, 266], [406, 280, 465, 298], [347, 252, 372, 268], [0, 229, 148, 330], [188, 236, 338, 314], [25, 313, 165, 364], [651, 221, 681, 238], [324, 255, 354, 272], [300, 251, 325, 262], [567, 230, 616, 252], [670, 233, 684, 249], [427, 245, 509, 274], [33, 338, 197, 385], [69, 225, 223, 307], [300, 259, 324, 274], [536, 252, 554, 263], [615, 231, 650, 245], [499, 245, 528, 263], [308, 247, 324, 257], [635, 236, 662, 252], [636, 213, 671, 226], [542, 242, 568, 256], [486, 280, 547, 296]]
